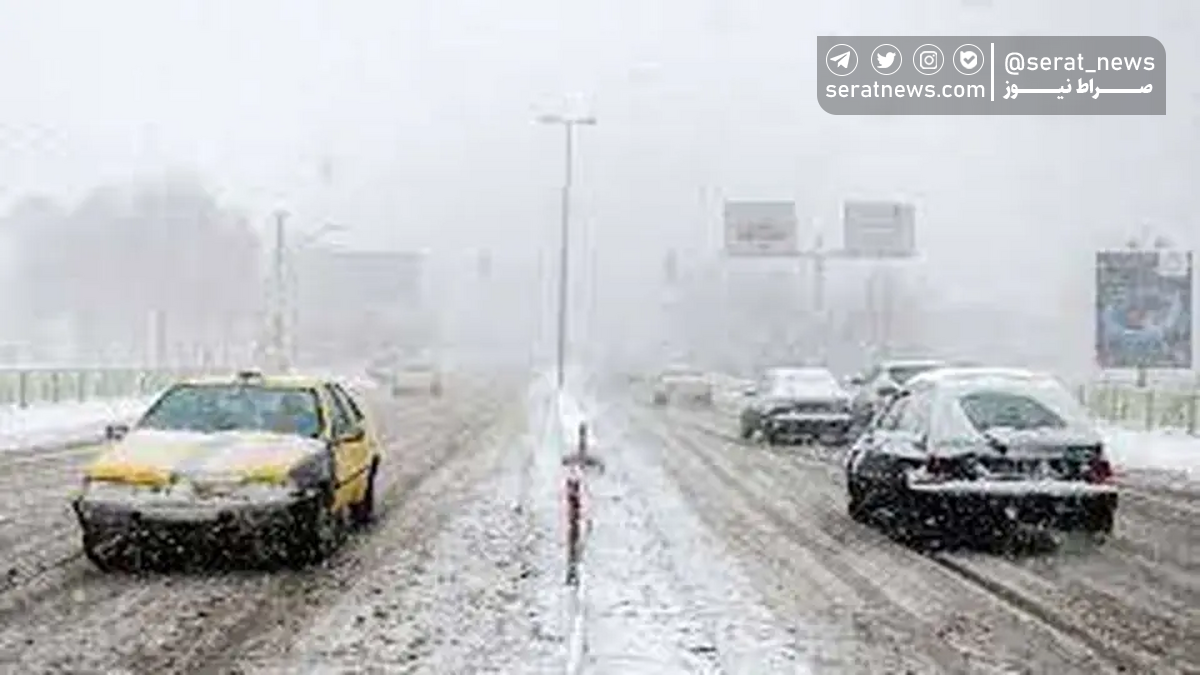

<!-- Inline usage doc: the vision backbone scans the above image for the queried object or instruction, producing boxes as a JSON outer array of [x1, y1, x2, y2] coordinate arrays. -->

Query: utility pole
[[271, 209, 288, 373], [537, 113, 597, 390]]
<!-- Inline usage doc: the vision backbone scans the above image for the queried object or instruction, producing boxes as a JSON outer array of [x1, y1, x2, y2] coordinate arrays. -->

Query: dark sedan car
[[739, 367, 854, 445], [844, 367, 1117, 546]]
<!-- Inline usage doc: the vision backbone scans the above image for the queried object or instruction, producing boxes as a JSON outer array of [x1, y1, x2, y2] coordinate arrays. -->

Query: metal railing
[[1081, 383, 1200, 435], [0, 367, 213, 409]]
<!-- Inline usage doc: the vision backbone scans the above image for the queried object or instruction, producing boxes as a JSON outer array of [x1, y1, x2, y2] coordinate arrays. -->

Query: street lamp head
[[536, 113, 597, 126]]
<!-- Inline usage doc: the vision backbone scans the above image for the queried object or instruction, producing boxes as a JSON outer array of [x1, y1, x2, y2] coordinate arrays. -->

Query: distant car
[[844, 367, 1118, 545], [72, 370, 383, 570], [651, 366, 714, 406], [848, 359, 947, 431], [391, 361, 444, 397], [738, 367, 854, 445]]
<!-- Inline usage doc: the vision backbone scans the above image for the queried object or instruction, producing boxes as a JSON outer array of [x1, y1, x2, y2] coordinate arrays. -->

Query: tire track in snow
[[659, 403, 1195, 672], [633, 402, 1128, 674], [127, 392, 509, 675], [235, 391, 548, 673], [576, 401, 803, 673]]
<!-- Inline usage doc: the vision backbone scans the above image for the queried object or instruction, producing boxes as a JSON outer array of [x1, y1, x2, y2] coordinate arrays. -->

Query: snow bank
[[1099, 423, 1200, 479], [536, 371, 805, 673], [0, 397, 152, 452]]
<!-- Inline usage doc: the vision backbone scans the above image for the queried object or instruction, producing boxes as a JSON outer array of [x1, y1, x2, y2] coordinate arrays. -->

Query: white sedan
[[652, 366, 714, 406]]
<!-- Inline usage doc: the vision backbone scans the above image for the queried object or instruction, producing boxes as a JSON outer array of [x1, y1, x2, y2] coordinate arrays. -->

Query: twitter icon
[[871, 44, 902, 75]]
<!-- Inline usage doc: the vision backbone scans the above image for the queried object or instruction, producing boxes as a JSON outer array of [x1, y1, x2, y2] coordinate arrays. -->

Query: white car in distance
[[652, 365, 714, 407], [740, 367, 854, 445]]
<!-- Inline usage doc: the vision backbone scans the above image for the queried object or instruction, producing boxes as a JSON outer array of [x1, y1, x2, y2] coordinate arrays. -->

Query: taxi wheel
[[82, 531, 123, 572], [290, 491, 345, 565], [350, 459, 380, 527]]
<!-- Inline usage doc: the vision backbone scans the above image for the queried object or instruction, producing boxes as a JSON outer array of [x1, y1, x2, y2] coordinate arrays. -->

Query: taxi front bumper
[[72, 486, 321, 548]]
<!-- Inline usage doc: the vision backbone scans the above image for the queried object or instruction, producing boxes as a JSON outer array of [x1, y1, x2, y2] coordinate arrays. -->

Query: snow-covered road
[[0, 374, 1195, 674]]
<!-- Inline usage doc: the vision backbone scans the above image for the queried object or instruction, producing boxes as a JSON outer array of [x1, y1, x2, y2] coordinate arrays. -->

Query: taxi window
[[138, 384, 322, 438], [323, 385, 355, 438], [330, 384, 365, 425]]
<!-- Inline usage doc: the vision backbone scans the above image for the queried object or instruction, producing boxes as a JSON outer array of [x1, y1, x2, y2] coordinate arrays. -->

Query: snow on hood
[[86, 428, 326, 486]]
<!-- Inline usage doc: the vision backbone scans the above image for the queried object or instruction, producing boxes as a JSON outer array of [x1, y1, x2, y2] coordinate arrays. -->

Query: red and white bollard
[[564, 465, 583, 586]]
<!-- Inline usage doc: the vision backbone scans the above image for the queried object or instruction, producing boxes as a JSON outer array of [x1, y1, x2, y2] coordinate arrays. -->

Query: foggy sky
[[0, 0, 1195, 371]]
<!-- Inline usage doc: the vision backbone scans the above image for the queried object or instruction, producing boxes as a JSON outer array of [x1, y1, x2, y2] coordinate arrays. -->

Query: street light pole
[[538, 113, 596, 390], [271, 209, 288, 372], [288, 222, 348, 368]]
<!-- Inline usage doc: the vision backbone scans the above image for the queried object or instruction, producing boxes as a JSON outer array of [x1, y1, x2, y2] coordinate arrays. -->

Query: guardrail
[[1081, 384, 1200, 435], [698, 370, 1200, 436], [0, 367, 212, 409]]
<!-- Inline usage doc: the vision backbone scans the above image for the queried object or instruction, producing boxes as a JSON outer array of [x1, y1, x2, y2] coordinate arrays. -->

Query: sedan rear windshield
[[138, 384, 323, 438], [930, 380, 1095, 446], [958, 390, 1067, 432]]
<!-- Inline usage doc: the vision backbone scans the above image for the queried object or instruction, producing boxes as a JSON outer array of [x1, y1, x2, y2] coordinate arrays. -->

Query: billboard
[[723, 201, 799, 256], [842, 200, 916, 258], [1095, 250, 1192, 369]]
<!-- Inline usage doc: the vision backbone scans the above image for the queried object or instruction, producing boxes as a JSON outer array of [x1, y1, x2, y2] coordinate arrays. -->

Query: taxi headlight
[[228, 481, 301, 502], [80, 479, 152, 500], [187, 478, 301, 502]]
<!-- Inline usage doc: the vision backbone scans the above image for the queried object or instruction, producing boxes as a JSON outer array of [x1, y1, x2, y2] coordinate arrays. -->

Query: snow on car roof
[[769, 367, 835, 380], [662, 364, 702, 375], [907, 366, 1056, 389], [882, 358, 946, 368], [765, 368, 845, 398]]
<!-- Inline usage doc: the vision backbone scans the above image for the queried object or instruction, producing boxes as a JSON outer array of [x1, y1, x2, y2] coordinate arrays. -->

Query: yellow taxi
[[71, 370, 383, 570]]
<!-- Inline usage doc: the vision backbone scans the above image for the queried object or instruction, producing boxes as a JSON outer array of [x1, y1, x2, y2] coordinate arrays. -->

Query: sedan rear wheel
[[846, 480, 869, 523], [1084, 503, 1115, 541]]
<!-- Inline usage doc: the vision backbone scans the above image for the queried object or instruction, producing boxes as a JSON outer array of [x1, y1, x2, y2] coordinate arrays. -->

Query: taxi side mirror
[[343, 426, 366, 443], [105, 423, 129, 441]]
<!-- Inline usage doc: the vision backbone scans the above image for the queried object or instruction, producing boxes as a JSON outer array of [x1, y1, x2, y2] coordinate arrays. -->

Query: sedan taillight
[[1086, 458, 1114, 484], [908, 454, 958, 485]]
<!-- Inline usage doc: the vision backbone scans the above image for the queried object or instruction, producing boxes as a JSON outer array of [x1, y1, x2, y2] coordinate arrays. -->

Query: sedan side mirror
[[848, 375, 865, 386], [105, 423, 130, 441]]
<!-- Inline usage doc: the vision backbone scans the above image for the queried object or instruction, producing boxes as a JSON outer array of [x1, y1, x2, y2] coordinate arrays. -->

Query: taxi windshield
[[137, 384, 323, 438]]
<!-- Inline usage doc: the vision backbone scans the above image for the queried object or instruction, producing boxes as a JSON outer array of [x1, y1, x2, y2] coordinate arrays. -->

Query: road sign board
[[1095, 250, 1193, 369], [723, 201, 799, 257], [842, 200, 916, 258]]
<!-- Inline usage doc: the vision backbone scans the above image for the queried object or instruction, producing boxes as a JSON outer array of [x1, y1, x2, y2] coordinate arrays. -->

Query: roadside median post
[[564, 466, 582, 586]]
